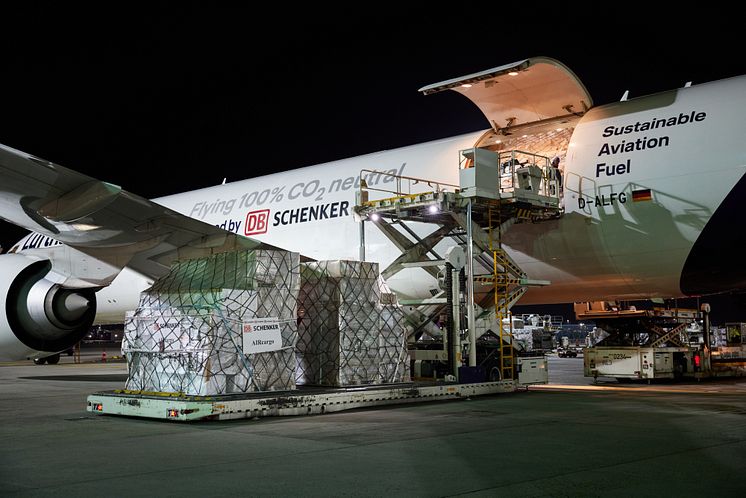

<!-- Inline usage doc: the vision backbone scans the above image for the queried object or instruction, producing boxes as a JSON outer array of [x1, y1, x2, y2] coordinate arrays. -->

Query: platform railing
[[496, 150, 557, 198], [357, 168, 459, 205]]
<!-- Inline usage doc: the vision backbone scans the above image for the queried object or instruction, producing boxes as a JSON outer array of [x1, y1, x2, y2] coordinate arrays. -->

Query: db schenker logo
[[245, 209, 270, 235]]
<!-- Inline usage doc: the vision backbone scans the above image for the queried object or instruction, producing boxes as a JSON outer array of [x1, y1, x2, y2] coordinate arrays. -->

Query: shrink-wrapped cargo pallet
[[122, 250, 299, 395], [296, 260, 409, 386]]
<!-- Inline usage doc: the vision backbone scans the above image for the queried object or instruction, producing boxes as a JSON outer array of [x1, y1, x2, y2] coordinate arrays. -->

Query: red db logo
[[245, 209, 270, 235]]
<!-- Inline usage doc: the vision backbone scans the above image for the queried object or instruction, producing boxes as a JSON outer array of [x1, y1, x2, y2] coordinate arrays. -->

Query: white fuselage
[[63, 75, 746, 322]]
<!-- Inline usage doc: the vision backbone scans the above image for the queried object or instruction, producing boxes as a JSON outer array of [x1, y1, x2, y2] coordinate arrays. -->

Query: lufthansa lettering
[[21, 233, 62, 251]]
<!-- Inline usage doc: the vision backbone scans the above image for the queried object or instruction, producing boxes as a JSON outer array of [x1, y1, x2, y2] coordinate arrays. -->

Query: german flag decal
[[632, 189, 652, 202]]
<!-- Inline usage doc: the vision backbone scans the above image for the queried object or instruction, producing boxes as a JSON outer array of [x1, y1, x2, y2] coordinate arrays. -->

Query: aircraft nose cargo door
[[418, 57, 595, 305], [419, 57, 593, 135]]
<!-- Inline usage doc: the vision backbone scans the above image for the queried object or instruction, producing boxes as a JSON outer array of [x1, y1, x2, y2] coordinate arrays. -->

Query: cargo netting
[[296, 260, 410, 386], [122, 250, 300, 396]]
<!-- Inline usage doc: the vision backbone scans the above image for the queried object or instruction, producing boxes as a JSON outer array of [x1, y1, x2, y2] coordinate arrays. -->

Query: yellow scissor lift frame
[[354, 147, 561, 382]]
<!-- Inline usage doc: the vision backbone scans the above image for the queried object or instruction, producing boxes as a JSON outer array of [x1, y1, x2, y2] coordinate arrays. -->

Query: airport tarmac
[[1, 355, 745, 496]]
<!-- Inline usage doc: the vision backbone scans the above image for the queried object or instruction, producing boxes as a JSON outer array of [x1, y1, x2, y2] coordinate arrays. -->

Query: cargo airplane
[[1, 57, 744, 361]]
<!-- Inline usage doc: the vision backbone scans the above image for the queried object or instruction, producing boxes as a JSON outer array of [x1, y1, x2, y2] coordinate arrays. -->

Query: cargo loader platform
[[87, 380, 516, 421], [355, 147, 562, 383]]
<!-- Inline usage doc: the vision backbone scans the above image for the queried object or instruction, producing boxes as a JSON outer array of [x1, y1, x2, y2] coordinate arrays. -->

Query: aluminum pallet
[[87, 380, 517, 421]]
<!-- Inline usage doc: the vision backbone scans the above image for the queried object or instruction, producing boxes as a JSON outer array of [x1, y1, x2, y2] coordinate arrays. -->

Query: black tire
[[45, 354, 61, 365], [488, 367, 501, 381], [33, 357, 46, 365]]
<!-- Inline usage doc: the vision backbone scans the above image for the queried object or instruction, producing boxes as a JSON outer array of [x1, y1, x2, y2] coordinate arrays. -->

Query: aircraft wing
[[0, 142, 279, 282]]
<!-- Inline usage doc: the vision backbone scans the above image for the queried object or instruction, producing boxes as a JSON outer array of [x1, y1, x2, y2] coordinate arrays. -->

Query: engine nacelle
[[0, 254, 96, 360]]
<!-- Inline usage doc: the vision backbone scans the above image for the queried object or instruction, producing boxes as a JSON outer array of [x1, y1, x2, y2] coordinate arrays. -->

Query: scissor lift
[[355, 147, 562, 381]]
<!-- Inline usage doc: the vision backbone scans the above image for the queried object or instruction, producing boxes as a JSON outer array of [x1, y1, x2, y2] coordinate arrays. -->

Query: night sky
[[1, 4, 744, 321]]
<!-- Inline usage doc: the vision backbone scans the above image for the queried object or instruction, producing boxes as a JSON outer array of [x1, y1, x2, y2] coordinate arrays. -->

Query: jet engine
[[0, 254, 96, 360]]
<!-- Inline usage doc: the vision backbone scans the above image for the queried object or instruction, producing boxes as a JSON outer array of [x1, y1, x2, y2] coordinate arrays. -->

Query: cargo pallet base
[[87, 380, 516, 421]]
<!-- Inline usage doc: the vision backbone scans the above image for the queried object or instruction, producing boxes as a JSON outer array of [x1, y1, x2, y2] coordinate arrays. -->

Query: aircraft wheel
[[33, 357, 46, 365], [45, 354, 61, 365]]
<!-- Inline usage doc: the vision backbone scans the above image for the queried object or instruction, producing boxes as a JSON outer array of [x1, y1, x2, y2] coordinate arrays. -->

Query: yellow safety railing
[[357, 169, 459, 206]]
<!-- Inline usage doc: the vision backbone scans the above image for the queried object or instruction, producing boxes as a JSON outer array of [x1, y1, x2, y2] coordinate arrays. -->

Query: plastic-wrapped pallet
[[296, 261, 409, 386], [122, 249, 300, 395], [512, 327, 553, 353], [378, 283, 409, 382]]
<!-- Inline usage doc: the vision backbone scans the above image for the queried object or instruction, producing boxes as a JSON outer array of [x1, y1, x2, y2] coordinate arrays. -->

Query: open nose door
[[419, 57, 593, 133]]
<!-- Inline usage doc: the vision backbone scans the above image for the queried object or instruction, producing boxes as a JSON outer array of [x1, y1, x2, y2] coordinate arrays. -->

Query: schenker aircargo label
[[242, 317, 282, 354]]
